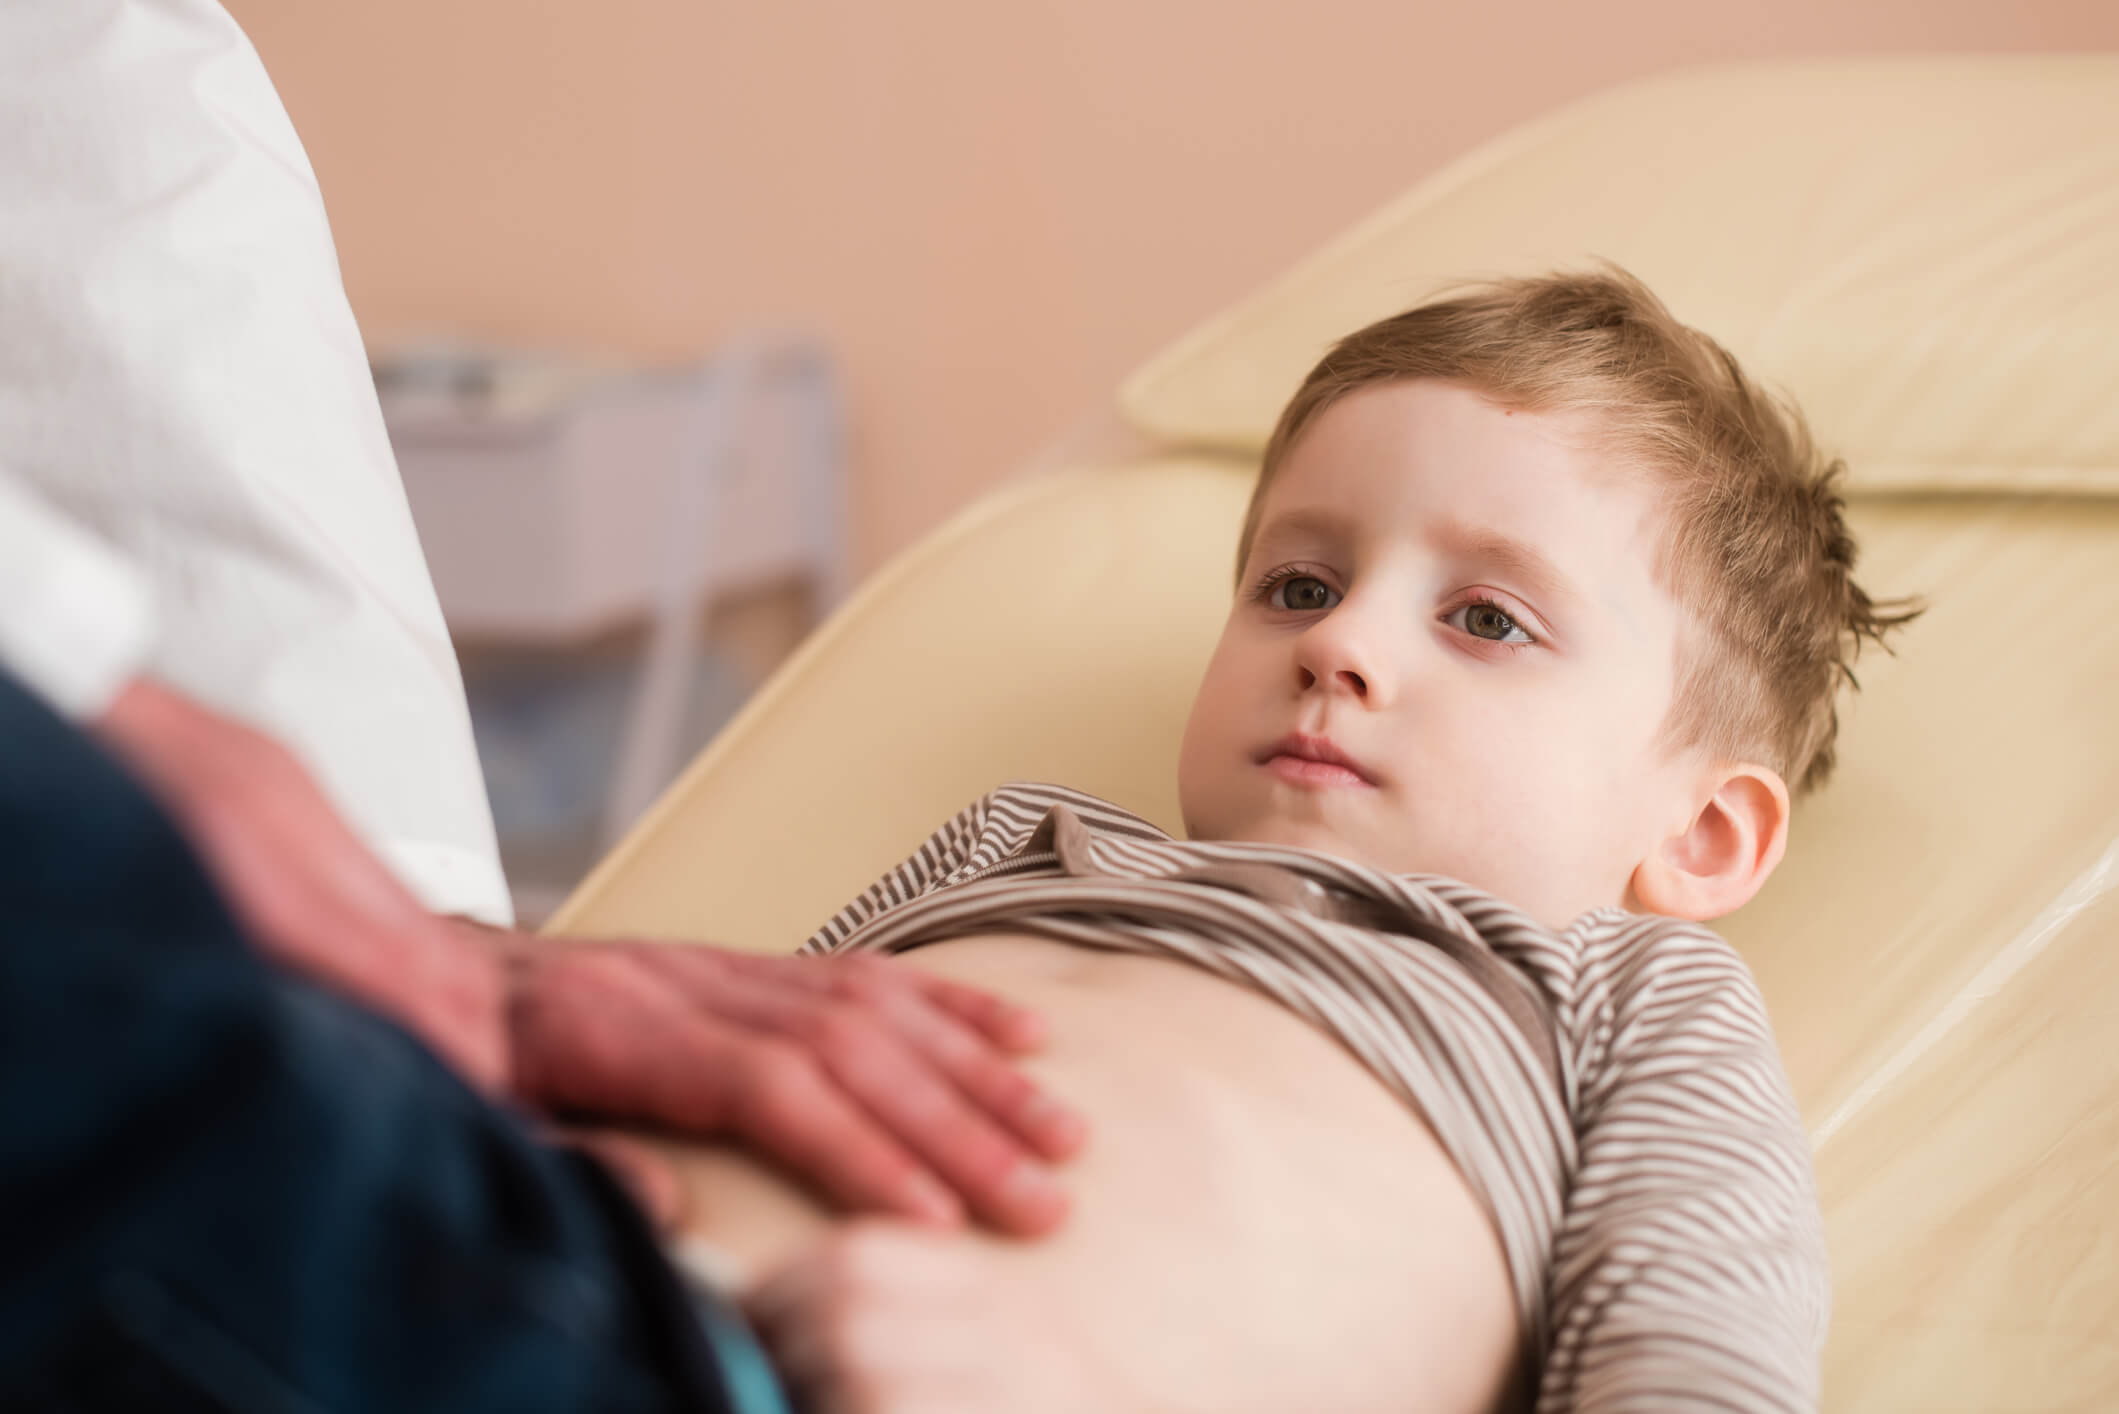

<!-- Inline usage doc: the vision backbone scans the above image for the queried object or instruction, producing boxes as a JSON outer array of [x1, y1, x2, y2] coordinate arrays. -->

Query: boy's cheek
[[1174, 709, 1229, 835]]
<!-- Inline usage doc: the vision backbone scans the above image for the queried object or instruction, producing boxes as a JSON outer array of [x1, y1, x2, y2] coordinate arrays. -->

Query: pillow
[[1119, 56, 2119, 496]]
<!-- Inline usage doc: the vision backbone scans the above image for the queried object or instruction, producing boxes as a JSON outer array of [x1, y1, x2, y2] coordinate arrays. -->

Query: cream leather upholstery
[[1120, 56, 2119, 499], [554, 56, 2119, 1410], [552, 458, 1249, 950]]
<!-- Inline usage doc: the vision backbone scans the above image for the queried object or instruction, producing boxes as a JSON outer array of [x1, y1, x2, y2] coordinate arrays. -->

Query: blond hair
[[1238, 265, 1921, 794]]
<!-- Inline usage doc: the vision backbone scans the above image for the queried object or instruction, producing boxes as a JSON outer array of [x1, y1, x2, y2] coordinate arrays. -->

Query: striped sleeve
[[799, 791, 996, 953], [1539, 922, 1829, 1412]]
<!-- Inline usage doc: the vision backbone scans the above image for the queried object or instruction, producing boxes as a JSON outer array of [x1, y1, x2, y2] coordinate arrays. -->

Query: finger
[[635, 949, 1086, 1164], [741, 1235, 848, 1346], [520, 954, 953, 1218], [747, 1259, 999, 1414], [903, 969, 1050, 1052], [708, 949, 1053, 1055], [672, 975, 1071, 1237], [751, 1318, 847, 1414], [743, 1226, 967, 1404], [820, 967, 1084, 1163], [741, 1260, 848, 1414], [602, 948, 1074, 1232], [701, 1030, 969, 1228], [516, 950, 965, 1227], [546, 1126, 688, 1232]]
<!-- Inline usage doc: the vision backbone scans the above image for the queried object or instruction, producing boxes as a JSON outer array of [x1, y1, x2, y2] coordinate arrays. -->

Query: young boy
[[696, 267, 1917, 1414]]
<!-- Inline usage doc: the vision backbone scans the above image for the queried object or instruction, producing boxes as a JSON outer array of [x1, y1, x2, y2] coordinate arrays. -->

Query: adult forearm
[[96, 676, 512, 1091]]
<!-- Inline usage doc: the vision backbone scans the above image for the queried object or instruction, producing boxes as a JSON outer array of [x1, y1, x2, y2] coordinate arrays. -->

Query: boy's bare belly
[[659, 932, 1521, 1414]]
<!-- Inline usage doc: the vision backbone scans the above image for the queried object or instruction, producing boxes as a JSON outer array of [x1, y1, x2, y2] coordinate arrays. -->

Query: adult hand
[[95, 676, 510, 1090], [504, 939, 1086, 1237], [743, 1222, 1151, 1414], [97, 677, 1088, 1237]]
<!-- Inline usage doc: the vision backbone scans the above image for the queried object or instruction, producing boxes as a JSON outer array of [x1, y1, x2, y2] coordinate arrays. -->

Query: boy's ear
[[1629, 764, 1791, 922]]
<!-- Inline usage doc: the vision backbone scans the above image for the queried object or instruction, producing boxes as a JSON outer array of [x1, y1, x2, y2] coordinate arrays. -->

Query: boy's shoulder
[[1563, 903, 1747, 962], [1558, 906, 1780, 1058]]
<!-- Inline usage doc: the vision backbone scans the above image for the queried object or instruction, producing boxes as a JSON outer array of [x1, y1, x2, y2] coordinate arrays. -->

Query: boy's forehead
[[1251, 383, 1678, 631], [1258, 389, 1618, 545], [1279, 380, 1620, 489]]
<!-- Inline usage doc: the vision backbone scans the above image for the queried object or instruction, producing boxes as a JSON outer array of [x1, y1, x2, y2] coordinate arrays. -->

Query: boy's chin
[[1216, 805, 1382, 864]]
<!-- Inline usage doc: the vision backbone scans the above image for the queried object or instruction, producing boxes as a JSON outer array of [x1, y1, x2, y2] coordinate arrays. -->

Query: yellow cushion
[[1712, 496, 2119, 1407], [1120, 56, 2119, 497]]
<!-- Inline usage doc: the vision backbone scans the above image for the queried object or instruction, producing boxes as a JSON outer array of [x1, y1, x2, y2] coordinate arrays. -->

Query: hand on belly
[[652, 933, 1523, 1414]]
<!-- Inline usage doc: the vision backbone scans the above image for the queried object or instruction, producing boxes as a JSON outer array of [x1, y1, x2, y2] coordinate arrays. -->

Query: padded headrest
[[1120, 56, 2119, 497]]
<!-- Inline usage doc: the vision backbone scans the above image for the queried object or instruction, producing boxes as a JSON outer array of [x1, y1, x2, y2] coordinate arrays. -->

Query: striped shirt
[[801, 782, 1828, 1411]]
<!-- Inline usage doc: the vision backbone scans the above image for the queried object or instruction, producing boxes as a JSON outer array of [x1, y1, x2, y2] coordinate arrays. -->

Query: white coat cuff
[[0, 482, 156, 721]]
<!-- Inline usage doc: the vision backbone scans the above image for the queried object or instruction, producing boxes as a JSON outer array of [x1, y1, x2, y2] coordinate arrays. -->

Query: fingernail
[[1004, 1007, 1048, 1048], [1024, 1094, 1087, 1153], [903, 1172, 963, 1226], [1000, 1160, 1065, 1222]]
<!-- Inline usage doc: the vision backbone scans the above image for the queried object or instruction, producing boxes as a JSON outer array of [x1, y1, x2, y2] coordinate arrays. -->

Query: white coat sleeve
[[0, 0, 512, 924]]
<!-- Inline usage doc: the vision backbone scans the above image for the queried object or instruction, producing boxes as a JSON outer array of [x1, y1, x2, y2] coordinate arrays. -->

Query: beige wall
[[228, 0, 2119, 575]]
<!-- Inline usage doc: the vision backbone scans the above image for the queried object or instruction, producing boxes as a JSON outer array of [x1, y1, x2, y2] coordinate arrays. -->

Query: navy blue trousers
[[0, 670, 779, 1412]]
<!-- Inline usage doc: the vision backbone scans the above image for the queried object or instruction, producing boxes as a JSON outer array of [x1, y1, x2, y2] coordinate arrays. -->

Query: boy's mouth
[[1255, 733, 1377, 788]]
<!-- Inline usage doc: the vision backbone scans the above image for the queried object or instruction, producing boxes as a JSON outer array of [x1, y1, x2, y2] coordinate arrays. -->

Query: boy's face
[[1177, 379, 1699, 928]]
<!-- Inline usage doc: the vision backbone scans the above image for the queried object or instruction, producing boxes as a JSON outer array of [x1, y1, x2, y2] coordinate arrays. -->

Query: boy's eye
[[1465, 603, 1517, 639], [1452, 600, 1534, 645], [1271, 576, 1338, 612]]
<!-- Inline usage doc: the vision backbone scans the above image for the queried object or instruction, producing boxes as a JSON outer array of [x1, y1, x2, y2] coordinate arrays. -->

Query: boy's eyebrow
[[1246, 507, 1354, 561], [1249, 508, 1584, 610], [1429, 520, 1582, 609]]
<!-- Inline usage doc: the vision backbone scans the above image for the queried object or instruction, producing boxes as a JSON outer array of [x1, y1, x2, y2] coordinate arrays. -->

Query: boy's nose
[[1297, 662, 1369, 698], [1293, 622, 1389, 705]]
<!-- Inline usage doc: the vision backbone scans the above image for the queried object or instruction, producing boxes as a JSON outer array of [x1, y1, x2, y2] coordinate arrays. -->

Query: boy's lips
[[1254, 732, 1377, 788]]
